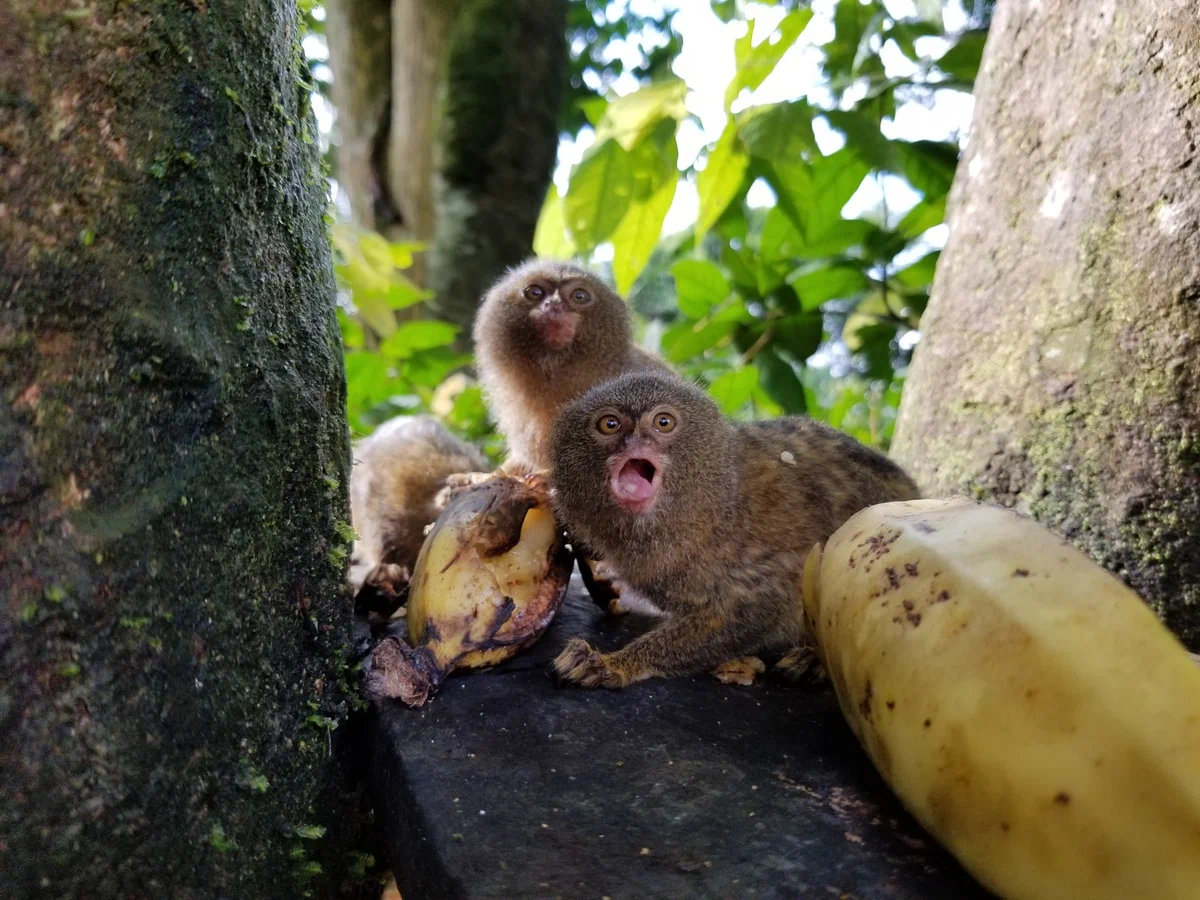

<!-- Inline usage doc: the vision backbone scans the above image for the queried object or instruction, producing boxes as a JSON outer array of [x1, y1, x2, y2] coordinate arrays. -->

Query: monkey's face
[[518, 275, 598, 351], [588, 401, 682, 515], [552, 374, 730, 549]]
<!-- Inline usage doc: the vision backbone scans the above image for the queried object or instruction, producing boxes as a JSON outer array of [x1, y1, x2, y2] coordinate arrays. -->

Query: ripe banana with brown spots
[[803, 497, 1200, 900]]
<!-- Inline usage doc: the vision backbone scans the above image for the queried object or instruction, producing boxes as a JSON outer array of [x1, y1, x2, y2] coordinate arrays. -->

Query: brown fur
[[473, 258, 669, 474], [350, 416, 487, 593], [549, 372, 920, 688]]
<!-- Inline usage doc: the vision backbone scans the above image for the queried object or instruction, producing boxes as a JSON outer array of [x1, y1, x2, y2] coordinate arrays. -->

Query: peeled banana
[[364, 475, 572, 707], [803, 497, 1200, 900]]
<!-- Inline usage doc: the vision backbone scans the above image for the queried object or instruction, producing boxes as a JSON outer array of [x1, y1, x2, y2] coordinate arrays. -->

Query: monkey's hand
[[434, 470, 497, 511], [576, 555, 629, 616], [775, 643, 827, 683], [552, 638, 645, 689], [556, 612, 751, 689], [712, 656, 766, 685]]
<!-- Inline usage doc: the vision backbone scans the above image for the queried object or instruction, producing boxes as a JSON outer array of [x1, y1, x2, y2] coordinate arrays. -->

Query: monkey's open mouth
[[612, 457, 659, 511]]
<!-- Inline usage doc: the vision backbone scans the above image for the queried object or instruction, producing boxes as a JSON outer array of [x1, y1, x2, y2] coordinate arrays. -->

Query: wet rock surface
[[369, 579, 992, 900]]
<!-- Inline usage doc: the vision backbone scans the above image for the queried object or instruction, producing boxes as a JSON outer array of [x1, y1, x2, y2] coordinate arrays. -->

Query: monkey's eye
[[571, 288, 592, 305], [596, 415, 621, 435], [652, 412, 676, 434], [524, 284, 546, 301]]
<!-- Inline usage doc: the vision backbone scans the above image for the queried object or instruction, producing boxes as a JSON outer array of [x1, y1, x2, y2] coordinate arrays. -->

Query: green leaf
[[726, 9, 814, 109], [337, 309, 365, 350], [379, 321, 459, 359], [756, 348, 808, 414], [758, 207, 804, 263], [896, 195, 946, 238], [810, 149, 872, 229], [737, 100, 817, 162], [388, 241, 424, 270], [671, 260, 730, 319], [695, 121, 750, 241], [611, 179, 676, 295], [893, 250, 940, 288], [533, 185, 576, 259], [709, 366, 759, 415], [596, 79, 688, 151], [578, 96, 607, 127], [761, 160, 814, 234], [402, 348, 473, 389], [893, 140, 959, 197], [789, 263, 870, 310], [565, 138, 635, 252], [385, 274, 432, 310], [344, 351, 392, 412], [937, 29, 989, 82], [295, 825, 327, 840], [774, 313, 824, 361], [824, 0, 875, 80], [885, 20, 941, 60], [804, 218, 875, 257], [823, 110, 898, 171], [611, 125, 678, 294], [663, 317, 737, 364]]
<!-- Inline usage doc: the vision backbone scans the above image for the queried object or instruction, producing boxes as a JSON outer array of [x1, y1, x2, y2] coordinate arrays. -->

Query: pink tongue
[[617, 461, 655, 501]]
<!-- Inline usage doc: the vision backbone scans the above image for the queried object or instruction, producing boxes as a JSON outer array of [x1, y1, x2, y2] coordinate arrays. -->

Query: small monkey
[[549, 372, 920, 688], [469, 258, 670, 477], [451, 258, 672, 611], [350, 415, 487, 609]]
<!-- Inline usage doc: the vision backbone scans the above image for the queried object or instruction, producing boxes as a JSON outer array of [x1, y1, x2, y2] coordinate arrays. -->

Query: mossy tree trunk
[[0, 2, 366, 896], [892, 0, 1200, 648], [325, 0, 566, 338]]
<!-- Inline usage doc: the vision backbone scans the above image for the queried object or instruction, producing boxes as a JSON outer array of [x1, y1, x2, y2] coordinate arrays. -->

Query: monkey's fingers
[[775, 645, 827, 683], [552, 638, 632, 689], [433, 470, 496, 511], [355, 563, 412, 618], [577, 555, 628, 615], [712, 655, 766, 686]]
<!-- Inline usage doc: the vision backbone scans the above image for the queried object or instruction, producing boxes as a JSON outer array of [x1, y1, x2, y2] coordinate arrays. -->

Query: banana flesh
[[364, 475, 572, 707]]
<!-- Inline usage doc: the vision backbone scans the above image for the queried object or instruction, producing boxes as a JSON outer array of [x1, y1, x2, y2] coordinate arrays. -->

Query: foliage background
[[305, 0, 990, 455]]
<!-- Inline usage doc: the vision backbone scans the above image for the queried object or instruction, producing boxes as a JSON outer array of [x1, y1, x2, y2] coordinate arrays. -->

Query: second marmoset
[[350, 416, 487, 605], [472, 258, 669, 476], [549, 372, 920, 688]]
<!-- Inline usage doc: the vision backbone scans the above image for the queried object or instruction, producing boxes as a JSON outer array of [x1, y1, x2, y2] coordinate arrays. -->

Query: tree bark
[[1, 2, 364, 896], [423, 0, 567, 334], [325, 0, 397, 233], [326, 0, 566, 340], [892, 0, 1200, 648]]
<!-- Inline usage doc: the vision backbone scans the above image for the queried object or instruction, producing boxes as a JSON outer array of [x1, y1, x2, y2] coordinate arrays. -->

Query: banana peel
[[364, 474, 572, 707], [803, 497, 1200, 900]]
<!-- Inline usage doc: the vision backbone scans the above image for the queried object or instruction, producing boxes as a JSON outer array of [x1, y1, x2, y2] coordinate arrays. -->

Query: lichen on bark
[[1, 1, 367, 896], [892, 0, 1200, 647]]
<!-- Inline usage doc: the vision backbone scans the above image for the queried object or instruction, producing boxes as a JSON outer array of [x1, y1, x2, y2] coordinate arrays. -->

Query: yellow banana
[[365, 474, 572, 707], [803, 497, 1200, 900]]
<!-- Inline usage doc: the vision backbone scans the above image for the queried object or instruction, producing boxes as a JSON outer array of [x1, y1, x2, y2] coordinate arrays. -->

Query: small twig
[[739, 325, 775, 366]]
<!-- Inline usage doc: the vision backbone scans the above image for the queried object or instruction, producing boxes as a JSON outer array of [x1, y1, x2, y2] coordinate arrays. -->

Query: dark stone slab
[[369, 579, 993, 900]]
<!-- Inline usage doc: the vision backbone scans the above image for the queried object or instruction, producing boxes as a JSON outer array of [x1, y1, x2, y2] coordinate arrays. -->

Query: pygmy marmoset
[[471, 258, 670, 476], [549, 372, 921, 688], [350, 415, 487, 609]]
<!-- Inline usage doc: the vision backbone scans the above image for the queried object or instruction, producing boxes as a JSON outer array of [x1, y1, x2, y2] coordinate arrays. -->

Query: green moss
[[208, 822, 236, 854], [2, 0, 367, 895]]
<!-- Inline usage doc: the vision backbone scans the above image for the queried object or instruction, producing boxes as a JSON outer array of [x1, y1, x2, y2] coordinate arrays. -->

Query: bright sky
[[556, 0, 975, 257], [307, 0, 976, 250]]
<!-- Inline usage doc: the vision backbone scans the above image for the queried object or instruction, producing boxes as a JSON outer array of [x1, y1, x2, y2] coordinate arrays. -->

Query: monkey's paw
[[552, 638, 636, 689], [434, 470, 497, 511], [712, 655, 766, 685], [775, 645, 827, 683]]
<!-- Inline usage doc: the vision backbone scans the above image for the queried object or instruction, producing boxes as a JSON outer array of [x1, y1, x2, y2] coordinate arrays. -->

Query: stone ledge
[[369, 581, 992, 899]]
